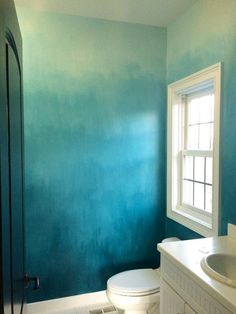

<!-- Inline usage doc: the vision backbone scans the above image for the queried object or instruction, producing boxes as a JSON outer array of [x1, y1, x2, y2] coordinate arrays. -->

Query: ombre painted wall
[[166, 0, 236, 238], [17, 8, 167, 302]]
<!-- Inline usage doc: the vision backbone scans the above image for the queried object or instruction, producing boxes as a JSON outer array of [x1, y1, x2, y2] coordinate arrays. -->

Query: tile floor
[[35, 301, 159, 314], [27, 290, 160, 314], [37, 303, 121, 314]]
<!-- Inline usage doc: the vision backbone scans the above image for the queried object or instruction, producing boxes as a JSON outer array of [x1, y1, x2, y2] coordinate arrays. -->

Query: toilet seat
[[107, 269, 160, 296]]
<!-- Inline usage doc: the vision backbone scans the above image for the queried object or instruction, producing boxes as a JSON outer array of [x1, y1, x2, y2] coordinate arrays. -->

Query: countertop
[[158, 236, 236, 313]]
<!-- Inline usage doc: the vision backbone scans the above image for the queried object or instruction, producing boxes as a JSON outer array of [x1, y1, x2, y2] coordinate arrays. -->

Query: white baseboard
[[27, 290, 108, 314]]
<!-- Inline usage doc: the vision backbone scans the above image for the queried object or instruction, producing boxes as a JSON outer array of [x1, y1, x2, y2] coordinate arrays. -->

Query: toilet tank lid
[[107, 269, 160, 294], [161, 237, 180, 243]]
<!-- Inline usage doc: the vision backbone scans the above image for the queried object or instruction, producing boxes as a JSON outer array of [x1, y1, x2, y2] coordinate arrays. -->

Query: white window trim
[[167, 63, 221, 237]]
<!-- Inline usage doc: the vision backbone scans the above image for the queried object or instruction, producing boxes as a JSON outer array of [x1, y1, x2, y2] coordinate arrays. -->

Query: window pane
[[199, 123, 212, 150], [199, 95, 214, 123], [194, 182, 204, 209], [206, 157, 213, 184], [183, 156, 193, 180], [188, 99, 199, 125], [194, 157, 205, 182], [187, 125, 198, 149], [182, 180, 193, 206], [205, 185, 212, 213]]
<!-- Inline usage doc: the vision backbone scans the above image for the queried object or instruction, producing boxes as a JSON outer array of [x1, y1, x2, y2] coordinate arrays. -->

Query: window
[[167, 64, 221, 237]]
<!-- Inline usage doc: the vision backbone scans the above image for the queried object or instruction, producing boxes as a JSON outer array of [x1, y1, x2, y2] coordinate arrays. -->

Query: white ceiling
[[14, 0, 197, 27]]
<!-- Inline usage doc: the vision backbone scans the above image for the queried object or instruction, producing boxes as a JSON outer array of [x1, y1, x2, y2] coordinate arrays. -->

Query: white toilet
[[106, 237, 180, 314]]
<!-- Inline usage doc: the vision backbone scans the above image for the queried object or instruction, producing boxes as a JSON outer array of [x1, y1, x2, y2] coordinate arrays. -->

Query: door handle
[[24, 273, 40, 290]]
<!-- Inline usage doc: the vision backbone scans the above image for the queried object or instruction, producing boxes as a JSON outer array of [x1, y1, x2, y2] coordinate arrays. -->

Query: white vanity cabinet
[[159, 255, 232, 314], [161, 278, 196, 314], [160, 278, 185, 314], [158, 237, 236, 314], [185, 304, 197, 314]]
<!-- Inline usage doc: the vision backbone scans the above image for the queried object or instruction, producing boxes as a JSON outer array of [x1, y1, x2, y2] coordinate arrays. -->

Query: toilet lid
[[107, 269, 160, 296]]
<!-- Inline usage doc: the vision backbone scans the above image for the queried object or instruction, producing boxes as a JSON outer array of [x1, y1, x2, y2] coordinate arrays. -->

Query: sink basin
[[201, 253, 236, 287]]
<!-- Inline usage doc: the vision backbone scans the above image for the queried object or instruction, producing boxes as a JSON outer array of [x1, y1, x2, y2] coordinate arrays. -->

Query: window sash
[[182, 150, 212, 157], [183, 90, 214, 151], [180, 150, 213, 214], [181, 87, 214, 215]]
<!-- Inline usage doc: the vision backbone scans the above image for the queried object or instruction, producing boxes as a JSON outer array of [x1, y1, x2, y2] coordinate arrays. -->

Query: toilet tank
[[155, 237, 180, 275], [161, 237, 180, 243]]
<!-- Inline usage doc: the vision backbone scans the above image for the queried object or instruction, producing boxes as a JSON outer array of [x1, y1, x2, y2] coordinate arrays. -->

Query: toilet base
[[106, 290, 160, 314]]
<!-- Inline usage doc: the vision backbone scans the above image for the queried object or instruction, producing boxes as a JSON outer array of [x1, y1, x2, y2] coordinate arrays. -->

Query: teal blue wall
[[18, 0, 236, 302], [166, 0, 236, 238], [17, 9, 167, 302]]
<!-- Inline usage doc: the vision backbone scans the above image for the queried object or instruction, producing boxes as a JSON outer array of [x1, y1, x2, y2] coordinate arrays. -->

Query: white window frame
[[167, 63, 221, 237]]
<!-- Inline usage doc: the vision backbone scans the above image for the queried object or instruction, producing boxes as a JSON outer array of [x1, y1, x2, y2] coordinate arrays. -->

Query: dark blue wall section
[[17, 9, 167, 302], [165, 219, 203, 240], [166, 0, 236, 238]]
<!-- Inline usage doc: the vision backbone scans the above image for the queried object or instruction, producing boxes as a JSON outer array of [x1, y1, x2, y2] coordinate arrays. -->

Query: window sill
[[167, 207, 216, 237]]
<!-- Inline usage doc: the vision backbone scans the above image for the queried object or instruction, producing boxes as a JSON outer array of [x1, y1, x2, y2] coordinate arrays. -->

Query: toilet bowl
[[107, 268, 160, 314], [106, 237, 180, 314]]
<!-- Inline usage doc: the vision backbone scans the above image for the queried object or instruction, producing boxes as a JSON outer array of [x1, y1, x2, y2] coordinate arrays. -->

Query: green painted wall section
[[17, 8, 167, 302], [166, 0, 236, 237]]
